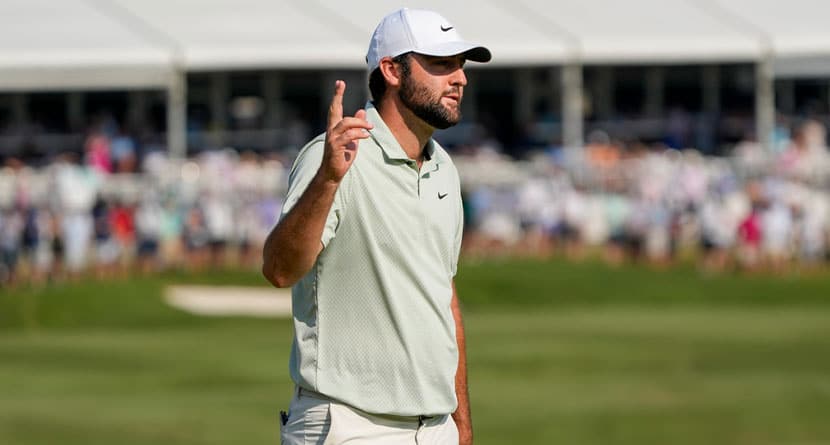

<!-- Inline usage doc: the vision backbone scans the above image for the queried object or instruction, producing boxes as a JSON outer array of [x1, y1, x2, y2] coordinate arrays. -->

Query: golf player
[[262, 8, 491, 444]]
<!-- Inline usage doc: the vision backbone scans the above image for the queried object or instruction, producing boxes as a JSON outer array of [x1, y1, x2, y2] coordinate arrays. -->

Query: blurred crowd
[[459, 119, 830, 273], [1, 118, 830, 287], [0, 148, 286, 287]]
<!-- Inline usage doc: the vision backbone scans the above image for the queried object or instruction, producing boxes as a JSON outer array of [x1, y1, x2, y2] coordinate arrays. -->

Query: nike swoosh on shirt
[[441, 26, 453, 32], [438, 192, 449, 200]]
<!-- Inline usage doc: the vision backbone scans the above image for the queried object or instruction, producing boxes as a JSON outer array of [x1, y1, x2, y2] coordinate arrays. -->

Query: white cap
[[366, 8, 491, 72]]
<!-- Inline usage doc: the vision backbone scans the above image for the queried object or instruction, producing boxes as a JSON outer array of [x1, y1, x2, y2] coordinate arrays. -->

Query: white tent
[[308, 0, 572, 67], [0, 0, 172, 91], [515, 0, 762, 64], [6, 0, 830, 86], [109, 0, 366, 70], [3, 0, 830, 153], [713, 0, 830, 77]]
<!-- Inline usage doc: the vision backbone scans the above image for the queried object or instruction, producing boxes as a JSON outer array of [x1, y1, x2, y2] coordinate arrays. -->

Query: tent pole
[[561, 62, 583, 148], [755, 53, 775, 153], [167, 68, 187, 159]]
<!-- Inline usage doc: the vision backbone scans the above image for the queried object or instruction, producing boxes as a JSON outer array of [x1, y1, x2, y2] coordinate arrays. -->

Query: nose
[[450, 67, 467, 87]]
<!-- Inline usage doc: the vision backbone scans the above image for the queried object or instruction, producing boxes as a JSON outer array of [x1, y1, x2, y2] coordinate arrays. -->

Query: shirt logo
[[438, 192, 449, 200], [440, 25, 453, 32]]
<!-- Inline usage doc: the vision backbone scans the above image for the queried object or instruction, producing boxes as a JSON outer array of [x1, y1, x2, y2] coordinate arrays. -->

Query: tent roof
[[716, 0, 830, 56], [111, 0, 367, 70], [0, 0, 172, 90], [517, 0, 762, 64], [3, 0, 830, 90], [713, 0, 830, 77], [310, 0, 572, 68]]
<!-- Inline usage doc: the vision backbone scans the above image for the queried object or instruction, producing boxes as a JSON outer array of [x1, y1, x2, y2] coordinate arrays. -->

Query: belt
[[295, 386, 440, 423]]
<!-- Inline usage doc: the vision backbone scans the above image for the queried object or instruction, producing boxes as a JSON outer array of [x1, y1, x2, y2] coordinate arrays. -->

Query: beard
[[398, 75, 462, 130]]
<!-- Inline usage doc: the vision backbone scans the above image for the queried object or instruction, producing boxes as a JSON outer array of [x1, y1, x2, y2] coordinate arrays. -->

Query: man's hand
[[319, 80, 373, 184]]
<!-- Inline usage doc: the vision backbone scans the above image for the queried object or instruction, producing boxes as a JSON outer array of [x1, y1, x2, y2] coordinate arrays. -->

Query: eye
[[434, 58, 463, 71]]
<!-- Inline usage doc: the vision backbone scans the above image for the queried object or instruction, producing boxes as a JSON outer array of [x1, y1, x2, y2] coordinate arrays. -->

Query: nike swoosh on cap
[[440, 25, 453, 32]]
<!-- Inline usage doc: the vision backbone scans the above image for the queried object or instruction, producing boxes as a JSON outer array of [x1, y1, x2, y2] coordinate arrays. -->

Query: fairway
[[2, 259, 830, 445]]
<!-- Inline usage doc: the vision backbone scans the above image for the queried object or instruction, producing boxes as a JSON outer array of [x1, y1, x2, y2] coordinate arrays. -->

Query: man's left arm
[[451, 281, 473, 445]]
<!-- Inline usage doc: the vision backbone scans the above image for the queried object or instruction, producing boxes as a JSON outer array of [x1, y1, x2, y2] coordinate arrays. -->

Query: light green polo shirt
[[279, 101, 464, 417]]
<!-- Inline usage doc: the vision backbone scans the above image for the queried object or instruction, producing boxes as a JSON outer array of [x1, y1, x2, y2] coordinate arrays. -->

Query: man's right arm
[[261, 170, 338, 288], [262, 80, 371, 288]]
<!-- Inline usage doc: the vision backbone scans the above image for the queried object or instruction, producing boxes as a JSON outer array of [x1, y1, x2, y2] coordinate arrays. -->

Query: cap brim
[[415, 41, 492, 63]]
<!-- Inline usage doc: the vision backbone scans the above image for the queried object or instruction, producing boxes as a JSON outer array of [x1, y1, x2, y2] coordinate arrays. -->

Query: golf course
[[2, 258, 830, 445]]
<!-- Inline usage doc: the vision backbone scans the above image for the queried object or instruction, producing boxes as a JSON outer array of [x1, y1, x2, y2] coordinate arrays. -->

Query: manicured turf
[[2, 259, 830, 444]]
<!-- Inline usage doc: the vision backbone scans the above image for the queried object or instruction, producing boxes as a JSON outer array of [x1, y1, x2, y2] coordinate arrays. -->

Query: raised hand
[[319, 80, 373, 183]]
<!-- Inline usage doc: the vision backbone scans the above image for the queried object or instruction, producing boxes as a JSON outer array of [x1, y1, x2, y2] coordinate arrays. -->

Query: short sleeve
[[279, 138, 345, 248]]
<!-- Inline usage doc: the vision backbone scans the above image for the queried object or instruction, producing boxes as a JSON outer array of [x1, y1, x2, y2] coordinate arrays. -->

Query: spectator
[[110, 199, 136, 274], [134, 192, 163, 275], [0, 207, 23, 286], [54, 153, 98, 278], [84, 126, 113, 175], [111, 128, 137, 173], [92, 197, 119, 279]]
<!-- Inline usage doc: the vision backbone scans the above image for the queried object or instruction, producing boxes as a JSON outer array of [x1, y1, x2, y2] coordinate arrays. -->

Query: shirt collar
[[365, 101, 443, 165]]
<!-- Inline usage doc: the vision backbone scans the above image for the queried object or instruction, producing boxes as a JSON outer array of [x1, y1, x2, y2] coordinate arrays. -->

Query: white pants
[[280, 387, 458, 445]]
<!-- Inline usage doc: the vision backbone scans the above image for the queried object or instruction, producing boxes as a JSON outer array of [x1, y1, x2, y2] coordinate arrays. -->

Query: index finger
[[327, 80, 346, 130]]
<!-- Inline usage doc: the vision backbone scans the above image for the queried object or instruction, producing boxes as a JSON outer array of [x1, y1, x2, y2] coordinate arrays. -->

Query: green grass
[[2, 259, 830, 444], [456, 257, 830, 307]]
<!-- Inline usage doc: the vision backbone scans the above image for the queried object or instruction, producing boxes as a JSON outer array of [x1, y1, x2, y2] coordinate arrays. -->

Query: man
[[262, 8, 491, 445]]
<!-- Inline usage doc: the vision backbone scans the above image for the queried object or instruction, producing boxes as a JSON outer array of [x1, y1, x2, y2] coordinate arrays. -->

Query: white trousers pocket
[[280, 391, 331, 445]]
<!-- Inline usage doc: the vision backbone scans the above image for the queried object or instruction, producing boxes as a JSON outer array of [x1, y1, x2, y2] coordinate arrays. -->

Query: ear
[[379, 57, 403, 88]]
